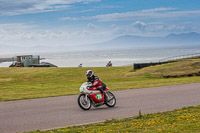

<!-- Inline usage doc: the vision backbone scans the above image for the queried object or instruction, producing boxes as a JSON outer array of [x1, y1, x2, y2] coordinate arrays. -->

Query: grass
[[128, 58, 200, 78], [0, 58, 200, 101], [28, 105, 200, 133]]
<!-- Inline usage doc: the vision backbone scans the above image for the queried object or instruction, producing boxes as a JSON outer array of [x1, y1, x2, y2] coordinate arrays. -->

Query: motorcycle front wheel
[[105, 91, 116, 107], [78, 94, 91, 110]]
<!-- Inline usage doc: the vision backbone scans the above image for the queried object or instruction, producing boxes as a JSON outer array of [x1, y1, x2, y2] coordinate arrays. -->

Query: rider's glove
[[90, 85, 94, 87], [87, 85, 94, 89]]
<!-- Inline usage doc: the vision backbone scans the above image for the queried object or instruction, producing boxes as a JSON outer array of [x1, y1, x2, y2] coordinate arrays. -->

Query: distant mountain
[[93, 32, 200, 49], [166, 32, 200, 41], [1, 32, 200, 54]]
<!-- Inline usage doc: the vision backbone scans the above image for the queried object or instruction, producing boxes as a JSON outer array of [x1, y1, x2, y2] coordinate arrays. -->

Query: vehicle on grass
[[9, 62, 24, 67], [78, 82, 116, 110]]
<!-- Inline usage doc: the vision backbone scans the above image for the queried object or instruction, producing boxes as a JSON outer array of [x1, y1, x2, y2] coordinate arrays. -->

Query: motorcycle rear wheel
[[105, 91, 116, 107], [78, 94, 91, 110]]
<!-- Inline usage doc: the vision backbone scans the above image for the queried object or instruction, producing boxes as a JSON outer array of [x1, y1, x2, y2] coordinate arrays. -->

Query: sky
[[0, 0, 200, 48]]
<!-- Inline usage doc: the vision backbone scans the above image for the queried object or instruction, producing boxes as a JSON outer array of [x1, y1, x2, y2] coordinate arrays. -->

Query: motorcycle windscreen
[[89, 93, 104, 102]]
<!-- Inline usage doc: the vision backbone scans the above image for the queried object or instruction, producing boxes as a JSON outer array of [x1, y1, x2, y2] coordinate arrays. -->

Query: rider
[[85, 70, 107, 102], [107, 61, 112, 67]]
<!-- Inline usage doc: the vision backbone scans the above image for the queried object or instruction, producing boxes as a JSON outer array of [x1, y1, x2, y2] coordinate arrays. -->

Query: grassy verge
[[28, 105, 200, 133], [0, 58, 200, 101]]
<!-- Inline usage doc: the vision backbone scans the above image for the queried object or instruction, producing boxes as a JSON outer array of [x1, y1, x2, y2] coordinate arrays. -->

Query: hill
[[94, 32, 200, 49], [1, 32, 200, 53]]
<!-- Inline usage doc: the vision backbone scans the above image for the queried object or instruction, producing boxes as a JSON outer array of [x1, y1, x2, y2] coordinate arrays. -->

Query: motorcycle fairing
[[89, 93, 104, 102]]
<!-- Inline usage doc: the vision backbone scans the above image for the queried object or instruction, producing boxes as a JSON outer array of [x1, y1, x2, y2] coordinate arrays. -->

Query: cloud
[[0, 21, 199, 48], [87, 23, 97, 29], [0, 23, 114, 47], [70, 9, 97, 14], [110, 20, 199, 37], [141, 8, 176, 12], [0, 23, 63, 44], [0, 0, 101, 15], [69, 5, 121, 14], [96, 5, 122, 9], [132, 21, 147, 31], [61, 8, 200, 22]]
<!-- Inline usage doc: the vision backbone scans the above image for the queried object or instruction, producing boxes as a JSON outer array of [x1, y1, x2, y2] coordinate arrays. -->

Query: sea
[[0, 47, 200, 67]]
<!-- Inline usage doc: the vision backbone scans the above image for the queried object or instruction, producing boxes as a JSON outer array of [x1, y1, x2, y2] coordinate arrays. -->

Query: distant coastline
[[0, 58, 13, 63], [1, 46, 200, 67]]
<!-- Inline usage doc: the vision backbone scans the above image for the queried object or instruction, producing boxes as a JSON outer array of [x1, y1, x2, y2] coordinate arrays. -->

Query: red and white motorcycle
[[78, 82, 116, 110]]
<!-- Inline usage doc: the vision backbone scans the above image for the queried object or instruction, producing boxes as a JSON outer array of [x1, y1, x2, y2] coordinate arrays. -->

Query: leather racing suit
[[87, 75, 107, 101]]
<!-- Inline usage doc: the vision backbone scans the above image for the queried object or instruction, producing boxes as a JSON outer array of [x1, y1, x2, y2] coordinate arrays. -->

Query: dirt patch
[[163, 71, 200, 78], [191, 62, 200, 66]]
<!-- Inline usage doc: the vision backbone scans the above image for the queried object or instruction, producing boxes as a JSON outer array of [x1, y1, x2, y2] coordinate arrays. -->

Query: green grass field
[[1, 58, 200, 133], [0, 58, 200, 101], [28, 105, 200, 133]]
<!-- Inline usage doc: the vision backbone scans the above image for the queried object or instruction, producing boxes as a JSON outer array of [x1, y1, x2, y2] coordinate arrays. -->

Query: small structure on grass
[[9, 55, 57, 67], [16, 55, 40, 67]]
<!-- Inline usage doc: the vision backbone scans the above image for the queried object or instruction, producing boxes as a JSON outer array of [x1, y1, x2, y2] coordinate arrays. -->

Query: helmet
[[85, 70, 94, 78]]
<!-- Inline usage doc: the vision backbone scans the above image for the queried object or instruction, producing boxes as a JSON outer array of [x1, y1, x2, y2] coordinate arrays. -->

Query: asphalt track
[[0, 83, 200, 133]]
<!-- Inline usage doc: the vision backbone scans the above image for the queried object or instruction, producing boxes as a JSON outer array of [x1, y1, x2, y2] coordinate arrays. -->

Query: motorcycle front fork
[[84, 94, 88, 102], [105, 92, 109, 98]]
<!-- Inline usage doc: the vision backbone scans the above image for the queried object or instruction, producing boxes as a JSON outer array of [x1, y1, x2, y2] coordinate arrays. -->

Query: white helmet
[[85, 70, 94, 78]]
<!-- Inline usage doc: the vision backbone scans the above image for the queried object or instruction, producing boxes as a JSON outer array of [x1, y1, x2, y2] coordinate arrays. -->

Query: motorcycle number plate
[[96, 94, 103, 100], [79, 87, 85, 92]]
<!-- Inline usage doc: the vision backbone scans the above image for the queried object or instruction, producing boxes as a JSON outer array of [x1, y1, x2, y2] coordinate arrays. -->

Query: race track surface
[[0, 83, 200, 133]]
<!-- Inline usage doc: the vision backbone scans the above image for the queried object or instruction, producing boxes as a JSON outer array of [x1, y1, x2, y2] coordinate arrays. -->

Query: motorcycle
[[78, 82, 116, 110]]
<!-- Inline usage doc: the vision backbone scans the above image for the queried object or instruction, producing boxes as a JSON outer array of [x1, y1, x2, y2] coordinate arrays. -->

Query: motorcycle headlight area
[[79, 87, 85, 92]]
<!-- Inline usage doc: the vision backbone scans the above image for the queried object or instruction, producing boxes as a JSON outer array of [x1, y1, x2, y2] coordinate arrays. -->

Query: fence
[[133, 62, 170, 71], [159, 53, 200, 62], [133, 53, 200, 71]]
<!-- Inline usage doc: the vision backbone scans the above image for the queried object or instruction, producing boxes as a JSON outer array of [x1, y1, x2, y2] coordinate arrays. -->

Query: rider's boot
[[103, 92, 107, 103]]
